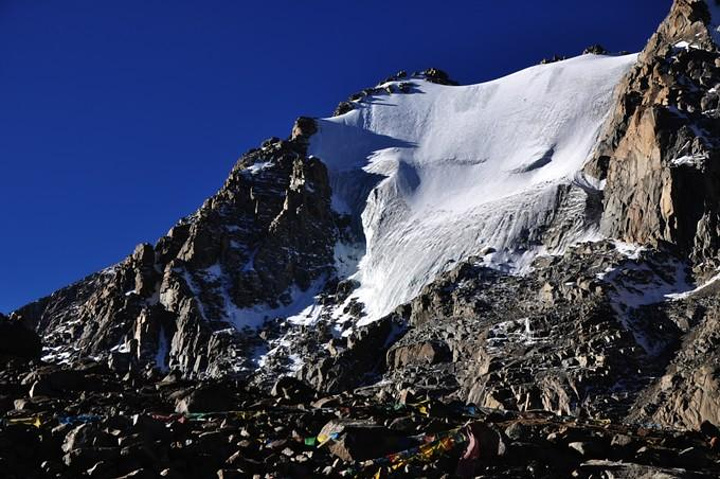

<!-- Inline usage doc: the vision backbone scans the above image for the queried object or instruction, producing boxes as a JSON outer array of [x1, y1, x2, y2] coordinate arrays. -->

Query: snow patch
[[254, 335, 307, 374], [242, 249, 257, 272], [225, 280, 326, 330], [670, 153, 708, 168], [614, 241, 647, 260], [603, 260, 693, 309], [574, 172, 606, 191], [487, 317, 550, 350], [244, 161, 273, 175], [41, 346, 75, 365], [599, 254, 695, 354], [666, 270, 720, 300], [333, 241, 364, 279], [481, 249, 543, 276], [674, 40, 701, 50]]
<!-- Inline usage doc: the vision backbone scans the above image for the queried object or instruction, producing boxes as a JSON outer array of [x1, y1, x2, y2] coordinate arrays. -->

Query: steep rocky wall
[[629, 287, 720, 429], [11, 122, 339, 378], [301, 241, 693, 421], [315, 238, 720, 430], [588, 0, 720, 267], [376, 244, 655, 420]]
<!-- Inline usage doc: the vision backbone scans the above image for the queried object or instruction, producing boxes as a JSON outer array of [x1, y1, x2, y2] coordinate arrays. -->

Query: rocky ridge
[[588, 0, 720, 267], [12, 123, 339, 378]]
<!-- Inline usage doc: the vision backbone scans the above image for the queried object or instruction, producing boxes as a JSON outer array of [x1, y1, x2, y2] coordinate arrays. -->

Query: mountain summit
[[4, 3, 720, 476], [11, 53, 642, 379]]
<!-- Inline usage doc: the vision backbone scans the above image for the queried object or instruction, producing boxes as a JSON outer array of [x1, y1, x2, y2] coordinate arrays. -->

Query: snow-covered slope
[[309, 54, 638, 323]]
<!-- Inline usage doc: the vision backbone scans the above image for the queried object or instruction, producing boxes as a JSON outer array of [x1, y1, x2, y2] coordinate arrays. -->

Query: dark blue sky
[[0, 0, 671, 312]]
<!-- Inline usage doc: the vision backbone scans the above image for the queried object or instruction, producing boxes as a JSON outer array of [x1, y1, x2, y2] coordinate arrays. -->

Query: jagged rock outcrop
[[0, 313, 41, 360], [297, 314, 406, 394], [628, 284, 720, 429], [583, 44, 609, 55], [289, 235, 720, 433], [11, 119, 339, 378], [588, 0, 720, 268], [331, 69, 452, 116], [368, 242, 690, 420]]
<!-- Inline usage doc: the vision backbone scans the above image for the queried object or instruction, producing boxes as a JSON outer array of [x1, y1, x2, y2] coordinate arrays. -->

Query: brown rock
[[386, 340, 451, 369]]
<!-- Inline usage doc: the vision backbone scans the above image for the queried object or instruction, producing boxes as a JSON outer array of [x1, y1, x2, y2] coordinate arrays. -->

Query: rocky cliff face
[[12, 123, 339, 378], [293, 0, 720, 431], [296, 239, 707, 424], [588, 0, 720, 268], [628, 285, 720, 429]]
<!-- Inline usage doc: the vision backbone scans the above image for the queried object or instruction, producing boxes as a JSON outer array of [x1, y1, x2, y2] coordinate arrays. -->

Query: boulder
[[111, 469, 155, 479], [318, 419, 405, 462], [131, 414, 171, 442], [62, 447, 121, 469], [386, 340, 452, 369], [86, 460, 114, 477], [216, 470, 245, 479], [568, 440, 606, 458], [173, 383, 236, 414], [24, 368, 89, 395], [63, 424, 116, 453], [579, 459, 710, 478], [611, 434, 635, 449], [0, 314, 41, 360], [290, 116, 317, 142], [270, 376, 314, 402], [504, 422, 530, 442], [29, 380, 55, 398], [108, 352, 134, 373]]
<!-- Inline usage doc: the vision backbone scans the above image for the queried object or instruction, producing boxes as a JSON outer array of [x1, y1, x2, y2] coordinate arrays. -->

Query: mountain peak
[[5, 3, 720, 476], [7, 0, 720, 443], [652, 0, 720, 51]]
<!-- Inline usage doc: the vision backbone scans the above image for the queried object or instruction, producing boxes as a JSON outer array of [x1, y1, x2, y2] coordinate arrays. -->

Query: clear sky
[[0, 0, 672, 312]]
